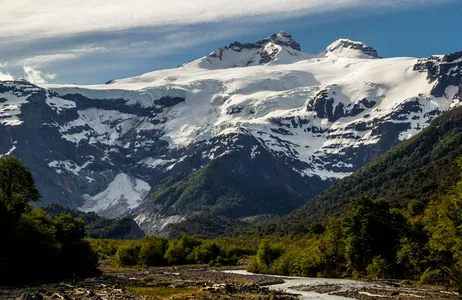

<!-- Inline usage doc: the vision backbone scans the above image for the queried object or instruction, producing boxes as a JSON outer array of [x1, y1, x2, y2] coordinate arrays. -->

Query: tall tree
[[423, 162, 462, 290], [0, 156, 40, 216], [343, 196, 403, 276]]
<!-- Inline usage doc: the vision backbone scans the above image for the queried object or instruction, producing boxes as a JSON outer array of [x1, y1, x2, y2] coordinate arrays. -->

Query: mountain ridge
[[1, 32, 461, 236]]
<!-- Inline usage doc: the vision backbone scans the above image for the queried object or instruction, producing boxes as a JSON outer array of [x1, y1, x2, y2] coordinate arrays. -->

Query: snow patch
[[80, 173, 151, 217], [138, 157, 177, 169]]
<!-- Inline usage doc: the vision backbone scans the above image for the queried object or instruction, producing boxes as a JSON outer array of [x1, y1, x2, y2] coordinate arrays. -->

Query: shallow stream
[[223, 270, 368, 299]]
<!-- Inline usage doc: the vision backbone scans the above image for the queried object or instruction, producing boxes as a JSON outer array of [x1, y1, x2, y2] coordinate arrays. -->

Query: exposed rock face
[[185, 31, 304, 69], [0, 33, 461, 236], [413, 51, 462, 98], [306, 87, 376, 122], [325, 39, 380, 58]]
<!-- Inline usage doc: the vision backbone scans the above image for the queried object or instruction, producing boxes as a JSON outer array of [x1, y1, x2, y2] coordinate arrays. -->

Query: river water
[[223, 270, 367, 300]]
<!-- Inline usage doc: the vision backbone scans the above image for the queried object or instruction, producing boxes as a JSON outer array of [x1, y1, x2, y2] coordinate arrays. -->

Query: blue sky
[[0, 0, 461, 85]]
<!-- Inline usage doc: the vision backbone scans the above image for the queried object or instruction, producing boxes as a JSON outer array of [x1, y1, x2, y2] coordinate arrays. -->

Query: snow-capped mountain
[[183, 31, 308, 69], [1, 32, 461, 235]]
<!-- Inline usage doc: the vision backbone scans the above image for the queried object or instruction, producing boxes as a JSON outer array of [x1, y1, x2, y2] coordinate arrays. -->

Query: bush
[[114, 244, 141, 267], [138, 236, 168, 266], [366, 256, 391, 279], [247, 239, 283, 273], [190, 243, 220, 264]]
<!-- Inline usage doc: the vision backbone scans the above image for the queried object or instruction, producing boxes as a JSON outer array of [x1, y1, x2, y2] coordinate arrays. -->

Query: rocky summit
[[0, 32, 461, 236]]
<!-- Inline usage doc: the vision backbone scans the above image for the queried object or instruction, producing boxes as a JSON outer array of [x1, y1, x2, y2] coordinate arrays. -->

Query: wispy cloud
[[0, 61, 14, 80], [0, 71, 14, 81], [12, 29, 244, 68], [23, 65, 56, 84], [16, 45, 107, 66], [0, 0, 452, 40]]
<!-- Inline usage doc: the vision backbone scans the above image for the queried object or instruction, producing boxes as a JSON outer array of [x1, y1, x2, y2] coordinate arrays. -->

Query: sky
[[0, 0, 461, 85]]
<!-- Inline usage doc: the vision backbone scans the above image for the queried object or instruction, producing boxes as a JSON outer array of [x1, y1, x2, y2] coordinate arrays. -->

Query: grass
[[126, 286, 202, 299]]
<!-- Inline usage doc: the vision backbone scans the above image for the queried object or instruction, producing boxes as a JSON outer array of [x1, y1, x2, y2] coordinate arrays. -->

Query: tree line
[[90, 234, 254, 267]]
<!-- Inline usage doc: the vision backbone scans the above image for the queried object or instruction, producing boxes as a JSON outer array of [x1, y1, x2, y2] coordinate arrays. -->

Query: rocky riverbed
[[0, 266, 297, 299], [2, 266, 460, 300], [224, 270, 461, 300]]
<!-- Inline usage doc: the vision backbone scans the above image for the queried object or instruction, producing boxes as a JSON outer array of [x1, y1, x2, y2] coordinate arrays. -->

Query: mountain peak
[[226, 31, 301, 52], [184, 31, 303, 69], [325, 38, 380, 59], [265, 31, 301, 51]]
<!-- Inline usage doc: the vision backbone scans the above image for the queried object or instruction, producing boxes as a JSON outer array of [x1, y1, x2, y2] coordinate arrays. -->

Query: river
[[223, 270, 366, 299]]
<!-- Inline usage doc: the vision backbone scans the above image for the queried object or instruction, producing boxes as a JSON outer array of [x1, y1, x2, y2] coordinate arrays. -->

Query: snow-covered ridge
[[181, 31, 308, 69]]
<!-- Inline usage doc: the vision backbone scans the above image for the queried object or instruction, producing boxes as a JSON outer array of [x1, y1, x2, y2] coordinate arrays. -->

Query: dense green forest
[[89, 235, 255, 268], [0, 156, 98, 284], [247, 165, 462, 291]]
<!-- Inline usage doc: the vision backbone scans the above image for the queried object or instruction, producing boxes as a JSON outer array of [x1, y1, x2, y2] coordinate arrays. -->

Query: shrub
[[138, 236, 168, 266], [114, 244, 141, 267], [366, 256, 391, 279]]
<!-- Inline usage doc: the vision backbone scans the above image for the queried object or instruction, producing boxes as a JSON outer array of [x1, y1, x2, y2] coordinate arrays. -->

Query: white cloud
[[19, 53, 80, 66], [0, 71, 14, 81], [23, 65, 56, 84], [17, 45, 107, 67], [0, 61, 13, 80], [0, 0, 452, 40], [12, 30, 242, 69]]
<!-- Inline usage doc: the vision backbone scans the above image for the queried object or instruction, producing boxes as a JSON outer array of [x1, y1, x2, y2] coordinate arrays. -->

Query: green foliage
[[343, 197, 403, 277], [164, 234, 202, 265], [245, 156, 462, 291], [114, 244, 141, 267], [254, 239, 284, 273], [0, 156, 98, 284], [247, 237, 343, 277], [367, 256, 391, 279], [0, 156, 40, 205], [150, 151, 319, 224], [421, 160, 462, 290], [138, 236, 168, 266], [44, 204, 144, 240], [90, 233, 252, 268], [190, 243, 220, 264]]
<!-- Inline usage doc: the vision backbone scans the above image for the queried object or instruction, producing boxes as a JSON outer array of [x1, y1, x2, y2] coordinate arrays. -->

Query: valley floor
[[1, 265, 459, 300], [0, 265, 295, 300]]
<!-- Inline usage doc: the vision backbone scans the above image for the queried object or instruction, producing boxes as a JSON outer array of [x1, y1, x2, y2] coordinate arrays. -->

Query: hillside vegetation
[[248, 165, 462, 291], [0, 156, 98, 284]]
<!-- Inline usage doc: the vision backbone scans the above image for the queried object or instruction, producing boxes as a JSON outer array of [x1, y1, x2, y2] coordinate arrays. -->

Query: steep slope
[[133, 131, 332, 234], [282, 105, 462, 232], [0, 33, 461, 235]]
